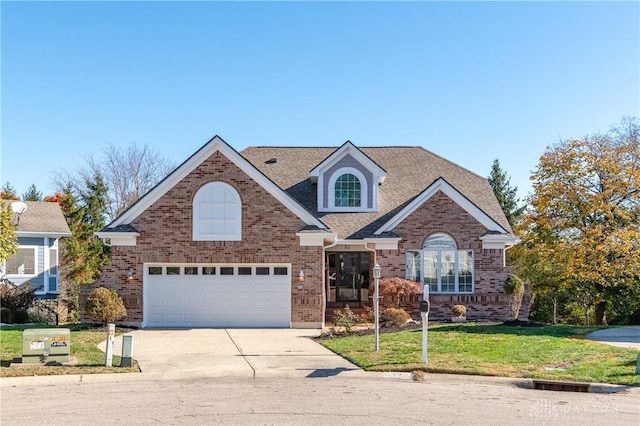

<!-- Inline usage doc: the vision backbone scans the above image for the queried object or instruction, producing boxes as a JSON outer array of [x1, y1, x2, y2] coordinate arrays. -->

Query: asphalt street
[[2, 373, 640, 426]]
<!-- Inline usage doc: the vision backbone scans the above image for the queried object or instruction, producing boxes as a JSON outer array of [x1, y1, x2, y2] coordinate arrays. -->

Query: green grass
[[319, 323, 640, 386], [0, 324, 139, 378]]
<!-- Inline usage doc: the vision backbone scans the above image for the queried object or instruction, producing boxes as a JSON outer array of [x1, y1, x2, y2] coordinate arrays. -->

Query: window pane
[[441, 250, 456, 292], [185, 267, 199, 275], [423, 251, 438, 287], [458, 250, 473, 292], [220, 267, 234, 275], [405, 250, 421, 282], [49, 248, 58, 276], [238, 267, 252, 275], [274, 267, 288, 276], [6, 248, 36, 275], [166, 267, 180, 275], [335, 174, 361, 207], [149, 266, 162, 275], [256, 267, 270, 275], [423, 233, 456, 249], [202, 267, 216, 275]]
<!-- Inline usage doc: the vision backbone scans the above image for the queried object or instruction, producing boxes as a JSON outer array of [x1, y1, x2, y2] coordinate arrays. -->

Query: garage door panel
[[145, 264, 291, 327]]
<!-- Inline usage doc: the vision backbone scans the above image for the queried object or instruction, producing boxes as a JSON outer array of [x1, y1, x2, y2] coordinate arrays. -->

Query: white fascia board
[[16, 231, 72, 239], [363, 237, 401, 250], [296, 232, 337, 247], [375, 178, 508, 235], [95, 231, 140, 246], [480, 234, 520, 250], [110, 136, 326, 230], [309, 141, 386, 183]]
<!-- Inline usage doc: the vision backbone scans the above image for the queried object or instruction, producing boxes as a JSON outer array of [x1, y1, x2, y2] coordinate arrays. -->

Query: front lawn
[[319, 323, 640, 386], [0, 324, 139, 378]]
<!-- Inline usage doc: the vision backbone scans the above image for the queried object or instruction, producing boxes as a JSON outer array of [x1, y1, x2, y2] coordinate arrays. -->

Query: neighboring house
[[85, 136, 521, 328], [2, 201, 71, 299]]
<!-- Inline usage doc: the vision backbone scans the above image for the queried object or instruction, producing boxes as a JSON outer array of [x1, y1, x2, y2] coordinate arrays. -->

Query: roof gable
[[374, 178, 509, 235], [107, 136, 326, 230], [309, 141, 386, 184]]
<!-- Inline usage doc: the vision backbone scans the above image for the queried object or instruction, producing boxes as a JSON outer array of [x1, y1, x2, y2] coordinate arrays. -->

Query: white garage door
[[144, 264, 291, 328]]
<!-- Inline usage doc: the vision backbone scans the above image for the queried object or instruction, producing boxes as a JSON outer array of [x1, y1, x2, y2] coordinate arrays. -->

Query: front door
[[326, 252, 370, 307]]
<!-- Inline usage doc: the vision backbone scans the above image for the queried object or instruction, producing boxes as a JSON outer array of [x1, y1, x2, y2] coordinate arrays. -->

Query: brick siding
[[81, 151, 325, 326]]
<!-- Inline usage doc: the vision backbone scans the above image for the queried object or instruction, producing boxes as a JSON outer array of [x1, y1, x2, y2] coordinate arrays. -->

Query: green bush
[[27, 311, 49, 324], [1, 307, 12, 323], [384, 308, 410, 327], [12, 310, 30, 323], [504, 274, 525, 320], [85, 287, 127, 326]]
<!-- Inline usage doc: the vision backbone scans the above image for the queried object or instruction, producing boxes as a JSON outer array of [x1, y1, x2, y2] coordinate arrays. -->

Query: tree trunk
[[594, 301, 607, 325]]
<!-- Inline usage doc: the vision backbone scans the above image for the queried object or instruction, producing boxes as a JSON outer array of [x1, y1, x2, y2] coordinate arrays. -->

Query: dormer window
[[328, 167, 368, 211], [310, 141, 386, 213], [335, 173, 361, 207]]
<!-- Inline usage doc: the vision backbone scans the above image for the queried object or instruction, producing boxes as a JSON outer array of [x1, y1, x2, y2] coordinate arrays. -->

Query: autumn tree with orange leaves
[[375, 277, 422, 309], [519, 117, 640, 325]]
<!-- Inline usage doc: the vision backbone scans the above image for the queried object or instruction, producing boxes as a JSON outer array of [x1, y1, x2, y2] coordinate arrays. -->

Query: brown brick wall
[[376, 191, 525, 321], [81, 151, 325, 326]]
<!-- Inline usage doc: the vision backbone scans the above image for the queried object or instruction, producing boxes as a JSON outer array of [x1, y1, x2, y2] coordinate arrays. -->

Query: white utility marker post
[[373, 263, 381, 352], [420, 284, 430, 364], [105, 323, 115, 367]]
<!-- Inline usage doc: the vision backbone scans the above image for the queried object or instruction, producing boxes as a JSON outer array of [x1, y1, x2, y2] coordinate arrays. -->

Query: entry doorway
[[326, 252, 371, 308]]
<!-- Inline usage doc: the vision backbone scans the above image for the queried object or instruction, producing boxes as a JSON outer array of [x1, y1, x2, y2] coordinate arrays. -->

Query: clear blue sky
[[2, 1, 638, 203]]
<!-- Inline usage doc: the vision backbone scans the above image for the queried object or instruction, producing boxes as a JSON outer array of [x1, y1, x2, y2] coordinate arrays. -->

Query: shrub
[[0, 281, 35, 312], [451, 304, 467, 317], [504, 274, 525, 320], [28, 311, 49, 324], [1, 307, 12, 323], [85, 287, 127, 326], [12, 310, 30, 323], [332, 305, 360, 333], [384, 308, 410, 327]]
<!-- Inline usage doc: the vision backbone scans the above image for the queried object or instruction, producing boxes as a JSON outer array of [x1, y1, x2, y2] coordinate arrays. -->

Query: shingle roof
[[240, 146, 512, 239], [1, 200, 71, 236]]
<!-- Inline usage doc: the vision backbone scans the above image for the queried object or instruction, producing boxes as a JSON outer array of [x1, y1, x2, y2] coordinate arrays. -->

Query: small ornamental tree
[[376, 277, 422, 308], [0, 281, 35, 313], [504, 274, 525, 320], [85, 287, 127, 326]]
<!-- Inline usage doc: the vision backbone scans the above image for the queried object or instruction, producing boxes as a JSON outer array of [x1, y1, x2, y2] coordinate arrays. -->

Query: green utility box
[[22, 328, 71, 364]]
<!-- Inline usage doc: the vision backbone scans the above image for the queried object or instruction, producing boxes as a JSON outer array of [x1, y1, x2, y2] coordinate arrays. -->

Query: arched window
[[405, 233, 473, 293], [335, 173, 361, 207], [192, 182, 242, 241], [327, 167, 368, 210]]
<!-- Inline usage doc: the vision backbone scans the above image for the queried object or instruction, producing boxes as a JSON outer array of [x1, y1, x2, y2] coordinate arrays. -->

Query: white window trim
[[327, 167, 371, 212], [5, 245, 38, 278], [193, 182, 242, 241]]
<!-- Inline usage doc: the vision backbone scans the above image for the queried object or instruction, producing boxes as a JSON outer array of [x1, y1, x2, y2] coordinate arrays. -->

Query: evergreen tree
[[54, 175, 111, 320], [1, 182, 19, 200], [488, 159, 524, 229], [22, 184, 43, 201]]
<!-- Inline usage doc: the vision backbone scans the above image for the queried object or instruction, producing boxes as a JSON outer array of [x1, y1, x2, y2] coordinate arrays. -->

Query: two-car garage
[[143, 264, 292, 328]]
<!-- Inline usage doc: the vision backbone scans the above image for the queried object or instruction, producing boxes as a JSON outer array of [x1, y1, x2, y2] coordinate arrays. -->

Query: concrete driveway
[[102, 329, 365, 380], [586, 326, 640, 350]]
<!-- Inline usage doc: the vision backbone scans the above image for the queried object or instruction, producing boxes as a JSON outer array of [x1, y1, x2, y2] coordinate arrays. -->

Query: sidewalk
[[586, 326, 640, 350]]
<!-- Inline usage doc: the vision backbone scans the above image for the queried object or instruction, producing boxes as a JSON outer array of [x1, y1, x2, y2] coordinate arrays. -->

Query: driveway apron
[[103, 329, 363, 380]]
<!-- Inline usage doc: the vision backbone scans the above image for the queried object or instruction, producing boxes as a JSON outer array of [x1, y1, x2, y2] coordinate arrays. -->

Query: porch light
[[127, 268, 134, 280], [299, 269, 304, 282]]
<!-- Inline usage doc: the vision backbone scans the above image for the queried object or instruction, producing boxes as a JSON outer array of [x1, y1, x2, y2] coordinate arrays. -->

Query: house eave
[[16, 231, 72, 239], [480, 234, 520, 250], [95, 231, 140, 247]]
